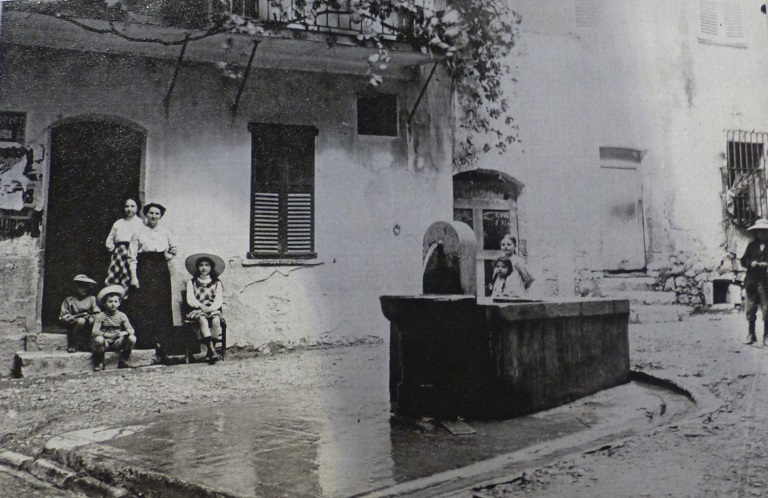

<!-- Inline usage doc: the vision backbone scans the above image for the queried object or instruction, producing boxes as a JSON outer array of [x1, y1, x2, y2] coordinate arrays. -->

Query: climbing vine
[[7, 0, 520, 169]]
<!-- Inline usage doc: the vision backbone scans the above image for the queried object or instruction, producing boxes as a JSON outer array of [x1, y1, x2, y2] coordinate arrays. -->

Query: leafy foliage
[[8, 0, 520, 169]]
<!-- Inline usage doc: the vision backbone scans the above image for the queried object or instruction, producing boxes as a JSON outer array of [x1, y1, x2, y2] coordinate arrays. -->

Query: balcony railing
[[218, 0, 446, 38]]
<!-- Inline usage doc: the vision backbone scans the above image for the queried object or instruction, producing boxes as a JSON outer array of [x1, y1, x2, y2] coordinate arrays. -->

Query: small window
[[574, 0, 600, 29], [698, 0, 746, 48], [599, 147, 643, 164], [357, 94, 398, 137], [722, 131, 768, 227]]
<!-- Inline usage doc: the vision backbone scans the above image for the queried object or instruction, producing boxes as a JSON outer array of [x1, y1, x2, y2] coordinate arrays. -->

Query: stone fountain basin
[[380, 295, 630, 420]]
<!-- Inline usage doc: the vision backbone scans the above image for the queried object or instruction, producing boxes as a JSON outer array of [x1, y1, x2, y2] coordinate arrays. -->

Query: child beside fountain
[[498, 234, 535, 297]]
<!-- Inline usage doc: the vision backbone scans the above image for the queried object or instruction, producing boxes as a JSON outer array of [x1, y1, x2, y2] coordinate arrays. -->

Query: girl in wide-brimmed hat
[[183, 253, 226, 363], [740, 219, 768, 344]]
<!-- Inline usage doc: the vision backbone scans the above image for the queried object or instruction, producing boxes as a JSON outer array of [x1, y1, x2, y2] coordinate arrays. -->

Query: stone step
[[600, 276, 657, 293], [630, 304, 691, 324], [25, 333, 68, 352], [604, 290, 678, 306], [13, 350, 157, 378]]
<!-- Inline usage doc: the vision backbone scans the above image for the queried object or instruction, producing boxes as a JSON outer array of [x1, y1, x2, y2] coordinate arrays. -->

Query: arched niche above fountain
[[422, 221, 477, 296]]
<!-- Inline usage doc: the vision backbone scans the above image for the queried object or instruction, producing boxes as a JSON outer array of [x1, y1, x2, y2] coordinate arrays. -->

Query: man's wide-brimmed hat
[[72, 274, 97, 285], [97, 285, 125, 303], [185, 253, 226, 276], [748, 219, 768, 231]]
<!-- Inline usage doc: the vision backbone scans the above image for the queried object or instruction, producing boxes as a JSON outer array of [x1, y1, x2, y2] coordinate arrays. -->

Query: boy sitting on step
[[91, 285, 136, 371], [59, 274, 101, 353]]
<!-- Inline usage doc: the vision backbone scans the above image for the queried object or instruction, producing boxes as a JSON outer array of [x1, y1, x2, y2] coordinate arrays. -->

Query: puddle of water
[[108, 399, 592, 498], [100, 349, 693, 498], [105, 387, 686, 497]]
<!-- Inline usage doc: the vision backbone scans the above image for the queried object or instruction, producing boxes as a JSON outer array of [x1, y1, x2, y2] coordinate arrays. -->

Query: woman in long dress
[[128, 202, 177, 350], [105, 197, 145, 292]]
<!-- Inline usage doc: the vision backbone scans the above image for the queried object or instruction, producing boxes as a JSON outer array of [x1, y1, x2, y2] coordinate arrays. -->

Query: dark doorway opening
[[713, 279, 730, 305], [41, 120, 143, 328]]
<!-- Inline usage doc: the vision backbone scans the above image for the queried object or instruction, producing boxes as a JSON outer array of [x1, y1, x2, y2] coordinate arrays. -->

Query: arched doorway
[[41, 119, 144, 328]]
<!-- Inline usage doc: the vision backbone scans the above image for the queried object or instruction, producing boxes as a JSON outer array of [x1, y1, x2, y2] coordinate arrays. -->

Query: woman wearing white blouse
[[104, 198, 145, 291], [128, 202, 177, 350]]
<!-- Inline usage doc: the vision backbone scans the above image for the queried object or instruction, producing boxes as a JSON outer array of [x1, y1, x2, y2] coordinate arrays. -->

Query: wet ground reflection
[[107, 385, 681, 497], [102, 347, 692, 497]]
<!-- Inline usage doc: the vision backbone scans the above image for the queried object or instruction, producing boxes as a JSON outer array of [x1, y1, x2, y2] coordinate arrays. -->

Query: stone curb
[[356, 370, 725, 498], [445, 371, 726, 498], [44, 444, 240, 498], [0, 449, 129, 497]]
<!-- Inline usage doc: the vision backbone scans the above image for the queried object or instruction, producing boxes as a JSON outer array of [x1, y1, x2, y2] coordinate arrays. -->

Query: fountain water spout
[[422, 240, 443, 275]]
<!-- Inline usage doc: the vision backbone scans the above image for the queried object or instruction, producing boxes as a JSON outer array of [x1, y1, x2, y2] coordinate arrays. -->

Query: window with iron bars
[[722, 130, 768, 227]]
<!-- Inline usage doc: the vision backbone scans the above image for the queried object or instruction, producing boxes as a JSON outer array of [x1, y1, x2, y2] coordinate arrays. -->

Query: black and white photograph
[[1, 0, 767, 496]]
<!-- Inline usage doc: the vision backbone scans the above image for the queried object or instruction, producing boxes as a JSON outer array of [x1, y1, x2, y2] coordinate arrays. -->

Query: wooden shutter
[[249, 123, 318, 258], [286, 192, 312, 254], [699, 0, 719, 37], [252, 192, 280, 254], [699, 0, 746, 47]]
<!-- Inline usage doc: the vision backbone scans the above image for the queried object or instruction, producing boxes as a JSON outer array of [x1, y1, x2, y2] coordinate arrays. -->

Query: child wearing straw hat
[[184, 253, 226, 363], [740, 218, 768, 344], [59, 274, 101, 353], [91, 285, 136, 371]]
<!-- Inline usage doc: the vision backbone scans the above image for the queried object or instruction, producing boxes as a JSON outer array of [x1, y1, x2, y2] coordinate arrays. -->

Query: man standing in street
[[740, 218, 768, 344]]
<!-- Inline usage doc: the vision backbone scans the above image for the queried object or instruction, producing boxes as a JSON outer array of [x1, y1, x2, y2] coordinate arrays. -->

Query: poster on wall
[[0, 111, 26, 144], [0, 111, 40, 237]]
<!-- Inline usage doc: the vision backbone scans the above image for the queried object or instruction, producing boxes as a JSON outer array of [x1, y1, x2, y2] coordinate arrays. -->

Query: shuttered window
[[248, 123, 318, 259], [698, 0, 746, 47]]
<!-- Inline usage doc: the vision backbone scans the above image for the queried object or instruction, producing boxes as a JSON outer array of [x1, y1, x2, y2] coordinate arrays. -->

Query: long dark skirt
[[128, 252, 173, 350]]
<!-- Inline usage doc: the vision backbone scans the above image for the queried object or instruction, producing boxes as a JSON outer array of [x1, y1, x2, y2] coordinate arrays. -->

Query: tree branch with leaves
[[7, 0, 520, 170]]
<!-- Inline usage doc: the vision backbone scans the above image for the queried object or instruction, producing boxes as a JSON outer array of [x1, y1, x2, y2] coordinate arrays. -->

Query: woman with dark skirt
[[128, 202, 177, 351]]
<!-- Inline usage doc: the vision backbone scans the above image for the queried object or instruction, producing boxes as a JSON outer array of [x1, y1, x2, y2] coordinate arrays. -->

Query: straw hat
[[72, 274, 97, 285], [748, 219, 768, 231], [97, 285, 125, 303], [185, 253, 226, 276]]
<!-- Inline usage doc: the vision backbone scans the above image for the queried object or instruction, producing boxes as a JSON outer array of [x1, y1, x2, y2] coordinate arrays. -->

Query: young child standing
[[184, 253, 226, 363], [105, 197, 145, 292], [500, 234, 535, 296], [489, 257, 514, 297], [91, 285, 136, 371], [59, 274, 101, 353]]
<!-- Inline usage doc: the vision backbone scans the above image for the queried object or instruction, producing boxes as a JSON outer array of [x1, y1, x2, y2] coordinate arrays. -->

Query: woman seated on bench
[[184, 253, 225, 363]]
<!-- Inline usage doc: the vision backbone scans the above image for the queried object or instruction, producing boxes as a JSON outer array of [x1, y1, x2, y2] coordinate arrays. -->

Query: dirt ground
[[480, 311, 768, 498], [0, 343, 383, 461], [1, 312, 766, 497]]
